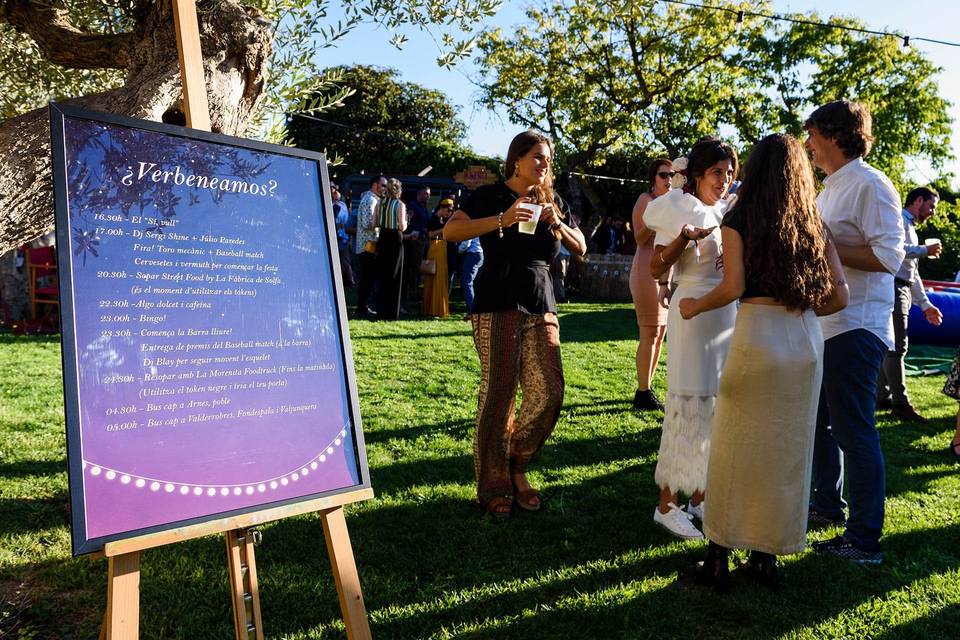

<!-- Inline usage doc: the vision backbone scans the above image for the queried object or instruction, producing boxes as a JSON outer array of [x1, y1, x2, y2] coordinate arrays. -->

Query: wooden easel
[[96, 2, 373, 638]]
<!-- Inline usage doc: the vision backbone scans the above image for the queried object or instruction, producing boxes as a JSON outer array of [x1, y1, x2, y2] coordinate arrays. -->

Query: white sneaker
[[686, 500, 705, 522], [653, 502, 704, 540]]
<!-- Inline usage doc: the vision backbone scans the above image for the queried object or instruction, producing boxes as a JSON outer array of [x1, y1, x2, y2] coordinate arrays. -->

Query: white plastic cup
[[926, 237, 941, 258], [516, 203, 543, 234]]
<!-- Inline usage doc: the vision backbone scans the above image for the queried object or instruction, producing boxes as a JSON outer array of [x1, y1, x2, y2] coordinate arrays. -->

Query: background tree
[[0, 0, 502, 253], [287, 65, 498, 179], [475, 0, 953, 230]]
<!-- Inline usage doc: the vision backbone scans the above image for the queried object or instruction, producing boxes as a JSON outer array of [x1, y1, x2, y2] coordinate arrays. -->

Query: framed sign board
[[51, 104, 370, 556]]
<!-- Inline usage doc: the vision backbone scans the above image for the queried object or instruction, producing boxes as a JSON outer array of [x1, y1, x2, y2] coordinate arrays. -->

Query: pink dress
[[630, 196, 668, 327]]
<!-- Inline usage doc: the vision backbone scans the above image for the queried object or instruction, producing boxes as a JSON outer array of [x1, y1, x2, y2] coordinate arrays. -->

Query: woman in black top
[[445, 131, 586, 518], [677, 134, 848, 590], [375, 178, 407, 320]]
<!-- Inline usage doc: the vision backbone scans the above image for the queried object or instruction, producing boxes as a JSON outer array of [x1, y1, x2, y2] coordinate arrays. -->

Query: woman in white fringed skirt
[[644, 137, 739, 540]]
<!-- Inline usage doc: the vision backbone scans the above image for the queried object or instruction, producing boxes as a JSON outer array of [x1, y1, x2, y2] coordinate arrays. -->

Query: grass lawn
[[1, 300, 959, 639]]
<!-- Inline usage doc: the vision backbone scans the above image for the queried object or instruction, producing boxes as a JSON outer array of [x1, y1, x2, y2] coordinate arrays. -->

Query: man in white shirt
[[805, 101, 905, 565], [878, 187, 944, 421]]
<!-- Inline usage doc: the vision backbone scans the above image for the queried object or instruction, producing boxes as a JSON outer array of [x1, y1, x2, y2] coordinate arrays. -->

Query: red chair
[[26, 245, 59, 322]]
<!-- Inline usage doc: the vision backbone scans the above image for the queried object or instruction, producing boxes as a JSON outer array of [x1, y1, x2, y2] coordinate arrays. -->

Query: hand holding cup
[[516, 202, 543, 234], [925, 238, 942, 258], [502, 196, 535, 229]]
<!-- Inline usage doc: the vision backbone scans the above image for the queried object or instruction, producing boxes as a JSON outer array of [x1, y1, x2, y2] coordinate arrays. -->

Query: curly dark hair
[[687, 137, 738, 196], [727, 133, 833, 311], [804, 100, 874, 159]]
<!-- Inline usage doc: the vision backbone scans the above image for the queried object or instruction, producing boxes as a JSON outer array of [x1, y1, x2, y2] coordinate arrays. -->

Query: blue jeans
[[460, 251, 483, 313], [810, 328, 887, 550]]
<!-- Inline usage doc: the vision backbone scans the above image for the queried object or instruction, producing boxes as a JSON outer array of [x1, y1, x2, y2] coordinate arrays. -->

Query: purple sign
[[51, 105, 369, 555]]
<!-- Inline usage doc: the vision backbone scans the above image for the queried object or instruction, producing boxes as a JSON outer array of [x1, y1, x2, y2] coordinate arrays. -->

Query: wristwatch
[[550, 221, 563, 231]]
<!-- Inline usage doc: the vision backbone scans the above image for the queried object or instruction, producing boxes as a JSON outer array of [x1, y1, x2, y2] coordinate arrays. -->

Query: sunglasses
[[657, 171, 676, 179]]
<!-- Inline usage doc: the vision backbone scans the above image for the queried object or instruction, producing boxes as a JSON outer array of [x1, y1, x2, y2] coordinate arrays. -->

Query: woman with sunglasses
[[629, 158, 673, 411]]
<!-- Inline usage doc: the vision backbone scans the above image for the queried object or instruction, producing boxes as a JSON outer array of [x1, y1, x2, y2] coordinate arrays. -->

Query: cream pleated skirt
[[703, 304, 823, 555]]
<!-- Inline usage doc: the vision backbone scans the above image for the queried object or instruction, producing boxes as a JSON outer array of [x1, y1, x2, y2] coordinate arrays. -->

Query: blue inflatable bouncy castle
[[907, 281, 960, 347]]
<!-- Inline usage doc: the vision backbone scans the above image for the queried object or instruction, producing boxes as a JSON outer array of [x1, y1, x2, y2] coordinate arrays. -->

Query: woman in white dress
[[644, 137, 739, 539]]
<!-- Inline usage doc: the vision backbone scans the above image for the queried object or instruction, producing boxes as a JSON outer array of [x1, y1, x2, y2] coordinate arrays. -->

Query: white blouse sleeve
[[642, 189, 697, 247]]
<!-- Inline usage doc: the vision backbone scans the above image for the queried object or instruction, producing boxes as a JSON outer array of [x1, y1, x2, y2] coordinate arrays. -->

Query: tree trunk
[[0, 0, 272, 254]]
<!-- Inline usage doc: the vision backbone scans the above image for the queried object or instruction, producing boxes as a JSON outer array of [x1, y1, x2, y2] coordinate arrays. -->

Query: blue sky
[[318, 1, 959, 186]]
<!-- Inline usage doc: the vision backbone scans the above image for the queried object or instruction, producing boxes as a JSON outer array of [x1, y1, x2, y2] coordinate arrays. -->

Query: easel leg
[[226, 529, 264, 640], [99, 551, 141, 640], [320, 506, 371, 640]]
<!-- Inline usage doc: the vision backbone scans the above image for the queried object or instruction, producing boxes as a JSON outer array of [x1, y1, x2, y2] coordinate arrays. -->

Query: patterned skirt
[[943, 350, 960, 400]]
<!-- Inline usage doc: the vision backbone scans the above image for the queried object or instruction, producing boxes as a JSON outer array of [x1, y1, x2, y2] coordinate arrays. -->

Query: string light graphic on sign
[[82, 426, 349, 498]]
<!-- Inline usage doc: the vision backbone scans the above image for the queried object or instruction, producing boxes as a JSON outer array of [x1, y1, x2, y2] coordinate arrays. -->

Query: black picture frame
[[50, 103, 371, 556]]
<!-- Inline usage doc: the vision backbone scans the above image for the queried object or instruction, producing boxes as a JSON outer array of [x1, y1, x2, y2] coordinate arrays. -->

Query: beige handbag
[[419, 259, 437, 275]]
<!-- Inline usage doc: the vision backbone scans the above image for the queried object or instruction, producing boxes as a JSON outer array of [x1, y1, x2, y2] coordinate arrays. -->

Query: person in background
[[552, 241, 570, 304], [354, 175, 386, 319], [331, 183, 354, 287], [459, 233, 484, 316], [608, 218, 620, 255], [940, 351, 960, 461], [678, 133, 848, 591], [645, 137, 740, 540], [806, 100, 905, 565], [374, 178, 407, 321], [592, 216, 614, 254], [444, 130, 587, 518], [877, 186, 944, 422], [630, 158, 672, 411], [403, 186, 432, 307], [422, 199, 453, 318], [344, 189, 360, 283], [618, 219, 637, 256]]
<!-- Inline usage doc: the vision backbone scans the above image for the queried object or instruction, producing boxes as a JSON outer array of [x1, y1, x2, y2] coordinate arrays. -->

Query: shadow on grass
[[0, 495, 69, 536], [0, 458, 66, 479], [558, 308, 639, 344], [367, 426, 661, 498], [9, 463, 960, 640], [351, 329, 472, 341], [362, 417, 475, 445]]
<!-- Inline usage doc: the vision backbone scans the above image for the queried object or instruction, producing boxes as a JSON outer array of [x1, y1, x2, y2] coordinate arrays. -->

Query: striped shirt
[[377, 197, 405, 230]]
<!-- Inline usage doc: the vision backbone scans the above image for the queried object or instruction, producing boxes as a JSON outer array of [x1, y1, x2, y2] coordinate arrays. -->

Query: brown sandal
[[485, 496, 512, 519], [514, 488, 542, 512]]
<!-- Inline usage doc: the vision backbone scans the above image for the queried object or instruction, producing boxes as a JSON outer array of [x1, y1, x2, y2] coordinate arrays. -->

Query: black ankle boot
[[694, 541, 730, 593], [744, 551, 779, 592], [633, 389, 664, 411]]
